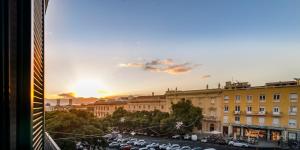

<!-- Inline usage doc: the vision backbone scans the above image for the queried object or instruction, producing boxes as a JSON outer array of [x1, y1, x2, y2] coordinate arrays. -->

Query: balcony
[[289, 111, 297, 116], [233, 110, 242, 115], [203, 115, 217, 121], [272, 112, 282, 116], [45, 132, 61, 150]]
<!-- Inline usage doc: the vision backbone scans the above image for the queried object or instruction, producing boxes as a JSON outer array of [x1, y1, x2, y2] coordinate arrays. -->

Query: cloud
[[119, 63, 144, 68], [201, 75, 211, 79], [58, 92, 75, 98], [119, 59, 199, 75]]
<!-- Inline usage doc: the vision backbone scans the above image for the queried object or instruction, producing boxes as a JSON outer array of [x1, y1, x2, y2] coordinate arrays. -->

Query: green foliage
[[45, 109, 108, 150], [45, 101, 203, 149]]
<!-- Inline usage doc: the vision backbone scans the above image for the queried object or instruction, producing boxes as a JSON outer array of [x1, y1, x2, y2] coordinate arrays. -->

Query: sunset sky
[[45, 0, 300, 98]]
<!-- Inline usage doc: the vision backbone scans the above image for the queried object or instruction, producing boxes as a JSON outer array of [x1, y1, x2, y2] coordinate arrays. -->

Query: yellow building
[[93, 100, 127, 118], [165, 88, 223, 133], [222, 80, 300, 141], [127, 94, 167, 112]]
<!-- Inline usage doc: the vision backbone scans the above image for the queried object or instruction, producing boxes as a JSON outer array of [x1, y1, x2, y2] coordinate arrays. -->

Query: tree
[[45, 110, 108, 150], [166, 99, 203, 134]]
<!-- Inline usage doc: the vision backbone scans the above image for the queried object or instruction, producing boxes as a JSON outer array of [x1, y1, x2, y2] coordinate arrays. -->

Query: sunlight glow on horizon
[[68, 79, 113, 98]]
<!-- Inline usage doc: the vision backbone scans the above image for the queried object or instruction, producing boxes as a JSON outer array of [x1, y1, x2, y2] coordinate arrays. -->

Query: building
[[93, 100, 128, 118], [222, 80, 300, 141], [165, 88, 223, 133], [127, 93, 167, 112], [0, 0, 58, 149]]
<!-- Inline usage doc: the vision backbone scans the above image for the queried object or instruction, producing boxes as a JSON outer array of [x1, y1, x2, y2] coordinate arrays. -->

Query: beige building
[[222, 80, 300, 141], [127, 94, 167, 112], [165, 88, 223, 133], [93, 100, 127, 118]]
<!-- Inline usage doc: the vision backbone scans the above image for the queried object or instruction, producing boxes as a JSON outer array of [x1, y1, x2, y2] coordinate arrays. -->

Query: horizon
[[45, 0, 300, 99]]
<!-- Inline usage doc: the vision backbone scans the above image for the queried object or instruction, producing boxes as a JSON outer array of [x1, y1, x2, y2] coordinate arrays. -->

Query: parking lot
[[106, 134, 257, 150]]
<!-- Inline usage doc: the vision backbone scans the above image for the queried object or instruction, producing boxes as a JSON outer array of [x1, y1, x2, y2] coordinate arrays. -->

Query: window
[[224, 106, 229, 112], [246, 117, 252, 125], [290, 93, 298, 101], [235, 95, 241, 102], [148, 105, 150, 109], [289, 106, 297, 115], [161, 105, 164, 110], [259, 94, 266, 102], [273, 107, 280, 114], [235, 116, 240, 123], [273, 94, 280, 101], [211, 98, 215, 104], [224, 96, 229, 100], [223, 116, 228, 123], [235, 105, 240, 112], [288, 119, 297, 128], [259, 117, 265, 125], [272, 118, 280, 126], [246, 95, 252, 102], [247, 106, 252, 113], [259, 107, 265, 113], [210, 111, 216, 116]]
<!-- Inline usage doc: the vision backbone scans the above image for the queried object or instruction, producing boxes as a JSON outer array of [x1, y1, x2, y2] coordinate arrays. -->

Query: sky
[[45, 0, 300, 98]]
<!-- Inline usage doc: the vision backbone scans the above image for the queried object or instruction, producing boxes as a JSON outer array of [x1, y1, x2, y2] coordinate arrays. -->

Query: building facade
[[165, 89, 223, 133], [222, 80, 300, 141], [127, 94, 167, 112], [93, 100, 127, 118]]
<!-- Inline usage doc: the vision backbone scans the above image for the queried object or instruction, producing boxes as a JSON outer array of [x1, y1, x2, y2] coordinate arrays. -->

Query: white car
[[134, 140, 147, 146], [203, 148, 216, 150], [183, 135, 191, 140], [109, 142, 120, 147], [172, 135, 181, 139], [166, 144, 180, 150], [159, 143, 171, 150], [181, 146, 191, 150], [228, 141, 249, 147], [146, 143, 159, 149], [200, 138, 208, 143]]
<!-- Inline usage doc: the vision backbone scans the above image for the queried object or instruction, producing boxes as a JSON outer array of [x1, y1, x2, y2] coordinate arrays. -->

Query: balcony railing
[[272, 112, 282, 116], [45, 132, 61, 150], [289, 111, 297, 115]]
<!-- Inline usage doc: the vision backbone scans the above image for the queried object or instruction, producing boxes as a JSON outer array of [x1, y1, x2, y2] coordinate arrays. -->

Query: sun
[[69, 79, 111, 98]]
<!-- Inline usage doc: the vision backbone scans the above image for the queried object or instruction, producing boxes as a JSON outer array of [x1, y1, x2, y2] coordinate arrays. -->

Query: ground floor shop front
[[223, 124, 300, 142]]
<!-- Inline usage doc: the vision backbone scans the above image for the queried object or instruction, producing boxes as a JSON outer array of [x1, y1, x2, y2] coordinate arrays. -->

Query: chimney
[[69, 99, 72, 106], [175, 87, 177, 91], [206, 84, 209, 89], [57, 99, 60, 106], [218, 83, 221, 89], [152, 92, 154, 96]]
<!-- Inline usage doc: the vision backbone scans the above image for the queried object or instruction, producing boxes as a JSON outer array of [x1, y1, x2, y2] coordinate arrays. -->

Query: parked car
[[166, 144, 180, 150], [183, 135, 191, 140], [172, 135, 181, 139], [109, 142, 120, 148], [228, 140, 249, 147], [191, 147, 202, 150], [191, 135, 198, 141], [139, 148, 148, 150], [159, 143, 172, 150], [203, 148, 216, 150], [120, 144, 132, 150], [127, 139, 137, 145], [200, 137, 208, 143], [130, 147, 139, 150], [134, 140, 147, 146], [146, 143, 159, 149], [181, 146, 191, 150]]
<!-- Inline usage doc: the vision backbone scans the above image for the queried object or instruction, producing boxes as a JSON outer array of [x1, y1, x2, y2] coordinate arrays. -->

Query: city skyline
[[45, 0, 300, 98]]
